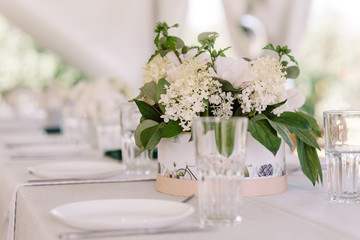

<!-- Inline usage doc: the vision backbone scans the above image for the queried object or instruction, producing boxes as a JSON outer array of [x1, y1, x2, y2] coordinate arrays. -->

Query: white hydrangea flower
[[237, 56, 287, 115], [159, 58, 221, 131], [142, 55, 174, 85]]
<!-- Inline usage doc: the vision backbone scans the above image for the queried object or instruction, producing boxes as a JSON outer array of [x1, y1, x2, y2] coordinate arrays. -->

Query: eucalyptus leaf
[[175, 37, 185, 49], [134, 119, 159, 148], [198, 32, 218, 43], [289, 127, 320, 150], [140, 81, 157, 103], [159, 49, 171, 57], [248, 119, 281, 155], [285, 65, 300, 79], [296, 139, 323, 185], [134, 100, 162, 122]]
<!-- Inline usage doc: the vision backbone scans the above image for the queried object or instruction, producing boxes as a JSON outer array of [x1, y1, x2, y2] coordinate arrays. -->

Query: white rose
[[215, 57, 256, 88], [285, 88, 306, 111]]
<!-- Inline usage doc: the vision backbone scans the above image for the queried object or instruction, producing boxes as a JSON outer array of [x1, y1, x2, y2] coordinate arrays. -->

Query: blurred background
[[0, 0, 359, 125]]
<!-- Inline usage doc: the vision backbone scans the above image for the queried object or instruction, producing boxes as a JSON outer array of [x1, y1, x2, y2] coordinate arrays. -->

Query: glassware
[[193, 116, 248, 225], [324, 110, 360, 203], [120, 102, 151, 175], [95, 99, 122, 155]]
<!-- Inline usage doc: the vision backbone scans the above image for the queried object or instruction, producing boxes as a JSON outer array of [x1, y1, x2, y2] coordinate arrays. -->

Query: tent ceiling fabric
[[0, 0, 157, 92]]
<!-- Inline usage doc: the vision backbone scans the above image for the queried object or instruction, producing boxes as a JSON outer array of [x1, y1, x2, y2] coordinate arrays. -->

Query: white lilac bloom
[[159, 58, 221, 131], [238, 56, 287, 114], [215, 57, 256, 88]]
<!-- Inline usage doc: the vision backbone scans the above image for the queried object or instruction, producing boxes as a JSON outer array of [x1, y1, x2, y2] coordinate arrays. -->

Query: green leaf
[[200, 99, 210, 116], [214, 77, 242, 94], [285, 65, 300, 79], [175, 37, 185, 49], [156, 78, 170, 112], [133, 92, 145, 101], [154, 33, 160, 47], [140, 81, 157, 103], [289, 127, 320, 150], [135, 146, 146, 157], [140, 122, 166, 150], [296, 138, 323, 185], [134, 100, 162, 122], [263, 43, 275, 50], [158, 49, 172, 57], [268, 112, 311, 129], [248, 118, 281, 155], [134, 119, 159, 148], [161, 120, 183, 138], [267, 120, 294, 150], [243, 57, 251, 62], [287, 54, 298, 66], [296, 112, 322, 137], [263, 100, 287, 115], [215, 121, 236, 157], [281, 61, 288, 68]]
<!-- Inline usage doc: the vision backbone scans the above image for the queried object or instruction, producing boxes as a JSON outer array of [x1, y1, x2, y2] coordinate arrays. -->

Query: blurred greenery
[[297, 6, 360, 123], [0, 15, 89, 92]]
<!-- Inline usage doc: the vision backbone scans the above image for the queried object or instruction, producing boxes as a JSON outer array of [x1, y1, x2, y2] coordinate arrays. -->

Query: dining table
[[0, 118, 359, 240]]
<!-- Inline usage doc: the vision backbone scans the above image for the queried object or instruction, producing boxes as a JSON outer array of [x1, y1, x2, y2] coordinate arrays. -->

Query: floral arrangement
[[69, 77, 132, 120], [134, 22, 322, 185]]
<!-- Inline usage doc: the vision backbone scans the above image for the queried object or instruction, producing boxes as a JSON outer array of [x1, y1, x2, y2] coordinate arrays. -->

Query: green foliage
[[248, 115, 281, 156], [296, 139, 323, 186], [214, 121, 236, 157]]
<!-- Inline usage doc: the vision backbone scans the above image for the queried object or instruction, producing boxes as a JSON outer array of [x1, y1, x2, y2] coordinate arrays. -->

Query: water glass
[[95, 99, 122, 153], [193, 117, 248, 225], [120, 102, 151, 174], [324, 110, 360, 203]]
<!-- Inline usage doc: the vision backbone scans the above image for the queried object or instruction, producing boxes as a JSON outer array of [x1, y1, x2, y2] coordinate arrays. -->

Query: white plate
[[28, 161, 124, 179], [50, 199, 195, 230]]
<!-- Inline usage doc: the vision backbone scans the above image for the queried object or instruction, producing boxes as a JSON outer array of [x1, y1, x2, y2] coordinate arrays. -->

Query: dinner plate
[[50, 199, 195, 230], [28, 161, 124, 179]]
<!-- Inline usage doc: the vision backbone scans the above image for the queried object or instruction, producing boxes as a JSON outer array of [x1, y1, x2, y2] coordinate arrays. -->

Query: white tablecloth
[[0, 120, 359, 240]]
